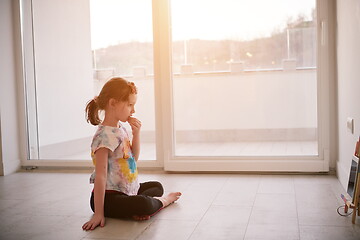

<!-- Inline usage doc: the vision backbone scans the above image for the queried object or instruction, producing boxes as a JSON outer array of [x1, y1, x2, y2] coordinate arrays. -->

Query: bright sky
[[90, 0, 315, 50]]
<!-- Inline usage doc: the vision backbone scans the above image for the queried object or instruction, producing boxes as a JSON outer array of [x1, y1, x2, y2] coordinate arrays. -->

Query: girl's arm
[[82, 147, 109, 231], [128, 117, 141, 161]]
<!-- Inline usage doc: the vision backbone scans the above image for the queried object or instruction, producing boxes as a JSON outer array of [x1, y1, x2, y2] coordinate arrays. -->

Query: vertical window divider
[[316, 0, 336, 172], [19, 0, 40, 161], [152, 0, 174, 169]]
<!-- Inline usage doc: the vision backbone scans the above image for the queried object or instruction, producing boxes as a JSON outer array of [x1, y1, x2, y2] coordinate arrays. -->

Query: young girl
[[82, 77, 181, 231]]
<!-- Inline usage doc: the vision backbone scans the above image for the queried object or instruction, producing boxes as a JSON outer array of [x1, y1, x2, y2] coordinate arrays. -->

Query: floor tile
[[248, 208, 298, 226], [300, 225, 360, 240], [189, 205, 251, 240], [297, 205, 355, 226], [258, 175, 295, 194], [136, 219, 198, 240], [85, 218, 153, 240], [1, 172, 358, 240], [189, 225, 247, 240], [196, 205, 252, 227], [253, 193, 297, 212], [0, 215, 81, 240], [220, 175, 260, 193], [212, 190, 257, 207], [295, 184, 340, 210], [154, 200, 210, 221], [244, 224, 300, 240]]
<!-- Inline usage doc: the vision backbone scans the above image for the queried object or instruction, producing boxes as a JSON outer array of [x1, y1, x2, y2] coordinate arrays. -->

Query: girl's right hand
[[128, 117, 142, 135], [82, 214, 105, 231]]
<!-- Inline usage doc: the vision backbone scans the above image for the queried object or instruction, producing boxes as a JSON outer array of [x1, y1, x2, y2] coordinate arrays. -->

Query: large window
[[20, 0, 331, 172], [90, 0, 156, 161], [22, 0, 156, 162], [171, 0, 317, 157], [22, 0, 94, 161]]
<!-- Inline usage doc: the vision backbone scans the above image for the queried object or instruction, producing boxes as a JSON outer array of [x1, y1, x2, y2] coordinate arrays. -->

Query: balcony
[[39, 66, 317, 160]]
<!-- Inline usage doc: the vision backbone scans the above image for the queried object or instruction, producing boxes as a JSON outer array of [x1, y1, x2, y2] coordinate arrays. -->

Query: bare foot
[[132, 193, 182, 221], [132, 215, 150, 221], [155, 192, 182, 208]]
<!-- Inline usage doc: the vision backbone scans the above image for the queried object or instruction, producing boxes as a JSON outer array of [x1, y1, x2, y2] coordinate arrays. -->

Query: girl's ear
[[108, 98, 117, 108]]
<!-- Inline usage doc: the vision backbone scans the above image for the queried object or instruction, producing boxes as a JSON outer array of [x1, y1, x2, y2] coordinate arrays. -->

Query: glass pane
[[90, 0, 156, 161], [28, 0, 155, 160], [171, 0, 318, 156]]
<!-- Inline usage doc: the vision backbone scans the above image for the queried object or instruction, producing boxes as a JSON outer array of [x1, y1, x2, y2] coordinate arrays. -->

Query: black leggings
[[90, 181, 164, 218]]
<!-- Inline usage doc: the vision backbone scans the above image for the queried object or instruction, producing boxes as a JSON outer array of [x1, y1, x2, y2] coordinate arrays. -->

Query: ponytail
[[85, 98, 101, 126]]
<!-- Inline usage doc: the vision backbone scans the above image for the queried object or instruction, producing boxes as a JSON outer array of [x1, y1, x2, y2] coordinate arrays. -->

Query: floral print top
[[89, 124, 139, 195]]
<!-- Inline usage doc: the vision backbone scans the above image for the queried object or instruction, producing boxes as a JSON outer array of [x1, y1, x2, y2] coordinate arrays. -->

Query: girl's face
[[114, 94, 137, 122]]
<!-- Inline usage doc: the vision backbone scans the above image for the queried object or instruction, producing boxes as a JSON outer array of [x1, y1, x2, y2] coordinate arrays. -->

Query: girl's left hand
[[128, 117, 142, 135], [82, 214, 105, 231]]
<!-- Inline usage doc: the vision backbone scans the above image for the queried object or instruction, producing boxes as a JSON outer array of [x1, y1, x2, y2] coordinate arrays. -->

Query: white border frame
[[160, 0, 332, 172], [19, 0, 165, 168], [18, 0, 334, 172]]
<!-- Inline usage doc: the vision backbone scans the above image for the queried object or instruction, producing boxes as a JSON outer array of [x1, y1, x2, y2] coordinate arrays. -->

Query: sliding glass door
[[90, 0, 157, 163], [171, 0, 318, 157], [161, 0, 330, 171], [21, 0, 158, 166], [22, 0, 94, 162], [20, 0, 331, 171]]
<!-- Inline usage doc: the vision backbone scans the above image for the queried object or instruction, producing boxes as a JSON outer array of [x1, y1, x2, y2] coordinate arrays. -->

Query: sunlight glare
[[90, 0, 315, 49]]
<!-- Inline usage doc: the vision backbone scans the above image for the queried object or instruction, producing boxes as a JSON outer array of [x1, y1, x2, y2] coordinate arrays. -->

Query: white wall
[[336, 0, 360, 189], [0, 0, 22, 175]]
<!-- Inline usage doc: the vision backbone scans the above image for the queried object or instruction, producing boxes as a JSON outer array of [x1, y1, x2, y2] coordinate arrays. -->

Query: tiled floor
[[0, 171, 359, 240]]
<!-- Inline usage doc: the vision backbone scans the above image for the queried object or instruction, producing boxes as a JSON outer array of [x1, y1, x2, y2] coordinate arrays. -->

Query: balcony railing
[[39, 67, 317, 160]]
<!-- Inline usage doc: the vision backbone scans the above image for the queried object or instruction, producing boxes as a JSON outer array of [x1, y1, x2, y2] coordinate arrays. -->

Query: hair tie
[[128, 82, 137, 94]]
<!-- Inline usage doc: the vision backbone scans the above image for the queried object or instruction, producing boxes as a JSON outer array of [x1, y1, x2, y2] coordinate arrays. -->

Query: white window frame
[[155, 0, 333, 172], [18, 0, 163, 168], [18, 0, 334, 172]]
